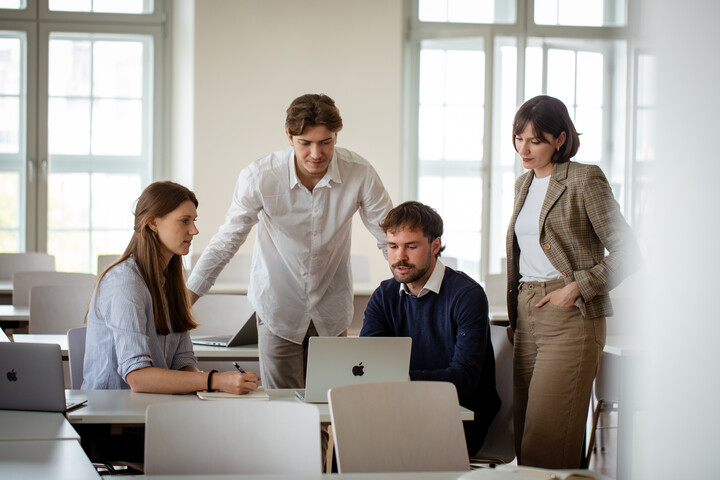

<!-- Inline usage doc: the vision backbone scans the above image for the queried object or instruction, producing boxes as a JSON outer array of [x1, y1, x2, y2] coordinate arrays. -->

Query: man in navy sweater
[[361, 201, 501, 456]]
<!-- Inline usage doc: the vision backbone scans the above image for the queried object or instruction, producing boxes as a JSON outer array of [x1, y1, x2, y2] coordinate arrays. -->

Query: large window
[[409, 0, 646, 281], [0, 0, 164, 272]]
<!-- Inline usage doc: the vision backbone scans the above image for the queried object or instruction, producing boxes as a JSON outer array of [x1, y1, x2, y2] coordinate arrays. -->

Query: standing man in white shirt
[[187, 93, 393, 391]]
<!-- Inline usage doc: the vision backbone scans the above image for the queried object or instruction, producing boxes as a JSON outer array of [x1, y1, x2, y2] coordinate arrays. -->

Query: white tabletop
[[0, 410, 80, 441], [210, 282, 378, 296], [13, 334, 260, 361], [65, 388, 474, 425], [604, 335, 642, 356], [0, 439, 100, 479], [0, 304, 29, 321], [137, 473, 465, 480], [0, 280, 11, 294]]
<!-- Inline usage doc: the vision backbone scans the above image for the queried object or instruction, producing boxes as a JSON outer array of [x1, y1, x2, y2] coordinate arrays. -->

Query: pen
[[232, 362, 246, 374]]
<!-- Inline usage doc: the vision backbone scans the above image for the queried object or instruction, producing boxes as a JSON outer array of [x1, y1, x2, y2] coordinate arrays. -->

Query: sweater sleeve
[[410, 284, 490, 398]]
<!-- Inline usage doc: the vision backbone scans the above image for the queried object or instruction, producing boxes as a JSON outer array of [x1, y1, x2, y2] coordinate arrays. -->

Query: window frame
[[405, 0, 638, 281], [0, 0, 166, 264]]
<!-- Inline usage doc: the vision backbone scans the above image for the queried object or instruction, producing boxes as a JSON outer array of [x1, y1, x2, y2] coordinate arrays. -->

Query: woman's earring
[[556, 145, 560, 152]]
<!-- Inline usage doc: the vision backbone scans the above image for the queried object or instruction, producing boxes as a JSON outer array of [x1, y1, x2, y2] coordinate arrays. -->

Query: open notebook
[[0, 342, 87, 413], [197, 386, 269, 401]]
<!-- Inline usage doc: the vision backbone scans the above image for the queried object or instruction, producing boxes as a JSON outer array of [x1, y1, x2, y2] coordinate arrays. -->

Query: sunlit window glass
[[534, 0, 626, 27], [0, 32, 25, 252], [0, 0, 26, 9], [418, 39, 485, 278], [47, 32, 151, 272], [48, 0, 153, 14], [419, 0, 515, 24]]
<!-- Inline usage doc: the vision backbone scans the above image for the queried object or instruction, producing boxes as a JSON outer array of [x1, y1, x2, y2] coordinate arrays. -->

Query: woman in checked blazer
[[505, 95, 641, 469]]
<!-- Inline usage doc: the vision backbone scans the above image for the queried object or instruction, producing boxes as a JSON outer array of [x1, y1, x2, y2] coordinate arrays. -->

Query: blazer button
[[543, 243, 551, 250], [562, 272, 568, 278]]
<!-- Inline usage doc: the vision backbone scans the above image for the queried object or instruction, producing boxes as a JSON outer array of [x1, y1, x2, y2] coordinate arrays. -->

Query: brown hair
[[285, 93, 343, 136], [94, 181, 198, 335], [379, 201, 446, 258], [512, 95, 580, 164]]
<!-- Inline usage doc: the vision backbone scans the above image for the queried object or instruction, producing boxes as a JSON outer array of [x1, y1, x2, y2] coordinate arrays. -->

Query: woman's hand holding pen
[[211, 368, 261, 395]]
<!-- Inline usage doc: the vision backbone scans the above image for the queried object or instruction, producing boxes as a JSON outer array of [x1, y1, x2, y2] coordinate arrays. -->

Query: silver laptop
[[295, 336, 412, 403], [192, 312, 258, 347], [0, 342, 87, 413]]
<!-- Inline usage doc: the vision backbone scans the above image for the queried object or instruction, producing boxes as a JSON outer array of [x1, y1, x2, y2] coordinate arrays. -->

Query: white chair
[[67, 326, 87, 389], [350, 254, 370, 283], [96, 254, 120, 274], [12, 271, 96, 307], [328, 381, 470, 473], [0, 253, 55, 281], [29, 284, 94, 334], [585, 352, 620, 466], [470, 323, 516, 465], [144, 400, 321, 475], [191, 252, 252, 283]]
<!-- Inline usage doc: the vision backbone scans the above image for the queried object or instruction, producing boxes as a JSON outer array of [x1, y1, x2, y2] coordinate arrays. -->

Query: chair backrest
[[483, 272, 507, 311], [471, 323, 516, 463], [350, 254, 370, 283], [67, 326, 87, 389], [96, 254, 120, 274], [0, 253, 55, 281], [12, 271, 96, 307], [144, 400, 321, 475], [29, 284, 94, 334], [328, 381, 470, 473], [191, 253, 251, 283], [191, 294, 255, 337], [594, 352, 620, 405]]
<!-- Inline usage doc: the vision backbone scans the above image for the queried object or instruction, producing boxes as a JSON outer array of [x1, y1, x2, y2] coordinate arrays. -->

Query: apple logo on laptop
[[6, 369, 17, 382], [352, 362, 364, 376]]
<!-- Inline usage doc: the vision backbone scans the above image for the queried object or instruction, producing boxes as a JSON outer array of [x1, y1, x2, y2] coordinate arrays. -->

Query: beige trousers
[[513, 279, 605, 469]]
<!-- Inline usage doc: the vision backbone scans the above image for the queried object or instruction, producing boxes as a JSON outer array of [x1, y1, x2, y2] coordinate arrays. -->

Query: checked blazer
[[505, 161, 641, 330]]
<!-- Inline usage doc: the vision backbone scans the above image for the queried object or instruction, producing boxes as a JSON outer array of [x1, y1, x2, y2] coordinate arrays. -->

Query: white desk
[[0, 304, 29, 321], [0, 280, 11, 295], [137, 473, 464, 480], [65, 389, 474, 425], [209, 282, 377, 296], [0, 439, 100, 479], [0, 410, 80, 441], [13, 334, 260, 361]]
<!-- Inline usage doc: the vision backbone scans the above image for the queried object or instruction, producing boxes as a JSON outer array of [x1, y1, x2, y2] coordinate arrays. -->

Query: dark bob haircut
[[512, 95, 580, 164]]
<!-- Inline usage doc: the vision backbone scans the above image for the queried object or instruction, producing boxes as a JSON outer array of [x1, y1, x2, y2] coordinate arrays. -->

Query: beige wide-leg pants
[[513, 279, 605, 469]]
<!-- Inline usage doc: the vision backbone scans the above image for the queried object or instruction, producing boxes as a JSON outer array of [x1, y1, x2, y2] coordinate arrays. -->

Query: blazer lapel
[[539, 162, 569, 229]]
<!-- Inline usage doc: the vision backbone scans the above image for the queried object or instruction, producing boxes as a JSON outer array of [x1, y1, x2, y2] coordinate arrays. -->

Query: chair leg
[[584, 400, 604, 466]]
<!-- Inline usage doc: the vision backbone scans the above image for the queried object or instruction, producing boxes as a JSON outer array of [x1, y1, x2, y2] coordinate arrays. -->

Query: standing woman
[[83, 181, 259, 394], [506, 95, 640, 468]]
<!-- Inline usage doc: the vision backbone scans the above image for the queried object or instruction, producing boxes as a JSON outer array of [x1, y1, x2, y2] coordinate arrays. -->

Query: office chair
[[328, 381, 470, 473]]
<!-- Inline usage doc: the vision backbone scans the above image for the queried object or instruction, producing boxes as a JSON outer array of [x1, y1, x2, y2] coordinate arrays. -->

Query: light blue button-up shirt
[[82, 258, 198, 389]]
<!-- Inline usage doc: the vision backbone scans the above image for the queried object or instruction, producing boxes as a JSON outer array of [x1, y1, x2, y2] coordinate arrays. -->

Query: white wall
[[633, 0, 720, 476], [184, 0, 404, 284]]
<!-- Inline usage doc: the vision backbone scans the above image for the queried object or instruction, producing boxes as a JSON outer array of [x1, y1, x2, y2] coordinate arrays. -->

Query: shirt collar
[[288, 148, 341, 190], [398, 259, 446, 298]]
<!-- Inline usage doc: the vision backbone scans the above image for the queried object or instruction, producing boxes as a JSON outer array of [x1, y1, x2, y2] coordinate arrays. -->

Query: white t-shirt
[[514, 175, 563, 282]]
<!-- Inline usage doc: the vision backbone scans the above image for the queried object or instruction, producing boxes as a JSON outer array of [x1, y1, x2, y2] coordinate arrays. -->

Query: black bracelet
[[207, 369, 218, 392]]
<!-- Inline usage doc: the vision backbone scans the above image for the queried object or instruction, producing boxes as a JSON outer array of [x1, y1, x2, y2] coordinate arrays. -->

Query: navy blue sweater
[[361, 267, 501, 454]]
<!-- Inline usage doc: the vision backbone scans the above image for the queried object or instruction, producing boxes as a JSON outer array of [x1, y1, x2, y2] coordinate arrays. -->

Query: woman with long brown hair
[[82, 181, 259, 394]]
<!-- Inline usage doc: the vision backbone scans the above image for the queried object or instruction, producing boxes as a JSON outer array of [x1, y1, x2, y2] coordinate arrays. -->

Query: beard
[[391, 260, 431, 285]]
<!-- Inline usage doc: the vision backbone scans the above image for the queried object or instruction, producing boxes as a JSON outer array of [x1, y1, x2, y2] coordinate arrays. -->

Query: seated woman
[[82, 180, 259, 394]]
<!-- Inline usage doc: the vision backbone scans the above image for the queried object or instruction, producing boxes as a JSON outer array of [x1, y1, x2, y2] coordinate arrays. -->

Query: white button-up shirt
[[187, 146, 392, 344]]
